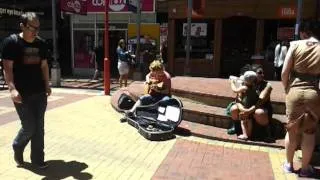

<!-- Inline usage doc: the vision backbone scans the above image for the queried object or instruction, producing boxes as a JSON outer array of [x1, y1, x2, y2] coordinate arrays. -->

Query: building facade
[[165, 0, 318, 79], [68, 0, 157, 77]]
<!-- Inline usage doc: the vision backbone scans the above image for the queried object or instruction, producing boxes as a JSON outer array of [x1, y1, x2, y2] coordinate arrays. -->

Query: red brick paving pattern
[[153, 139, 274, 180], [0, 93, 92, 126]]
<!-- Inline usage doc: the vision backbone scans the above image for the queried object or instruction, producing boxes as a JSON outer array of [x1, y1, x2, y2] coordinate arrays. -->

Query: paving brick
[[153, 139, 275, 180]]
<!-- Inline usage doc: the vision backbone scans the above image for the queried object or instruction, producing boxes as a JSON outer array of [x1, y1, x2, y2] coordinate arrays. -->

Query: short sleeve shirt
[[1, 34, 48, 96]]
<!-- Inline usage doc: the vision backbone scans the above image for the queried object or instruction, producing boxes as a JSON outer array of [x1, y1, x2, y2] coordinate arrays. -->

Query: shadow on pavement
[[174, 127, 191, 137], [22, 160, 93, 180]]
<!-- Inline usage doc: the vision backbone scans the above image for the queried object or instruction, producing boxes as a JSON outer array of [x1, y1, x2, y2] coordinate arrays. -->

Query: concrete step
[[171, 76, 286, 114], [172, 86, 285, 115], [177, 121, 285, 149], [180, 98, 287, 139]]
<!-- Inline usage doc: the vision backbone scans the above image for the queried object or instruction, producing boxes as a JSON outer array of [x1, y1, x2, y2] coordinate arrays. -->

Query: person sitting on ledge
[[227, 64, 274, 142], [230, 71, 259, 140], [125, 60, 171, 117]]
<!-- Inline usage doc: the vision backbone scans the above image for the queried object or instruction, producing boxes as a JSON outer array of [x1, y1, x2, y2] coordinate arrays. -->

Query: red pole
[[104, 0, 110, 95]]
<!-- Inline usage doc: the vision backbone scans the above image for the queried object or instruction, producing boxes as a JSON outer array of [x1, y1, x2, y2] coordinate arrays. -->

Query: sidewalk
[[0, 88, 301, 180]]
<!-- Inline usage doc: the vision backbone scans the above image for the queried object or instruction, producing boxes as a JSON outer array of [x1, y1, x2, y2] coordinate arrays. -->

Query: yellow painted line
[[0, 107, 15, 115], [269, 152, 297, 180]]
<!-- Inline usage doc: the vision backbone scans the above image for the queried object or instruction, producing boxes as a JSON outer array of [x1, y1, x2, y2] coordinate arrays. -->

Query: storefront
[[167, 0, 317, 78], [69, 0, 156, 77], [0, 6, 51, 43]]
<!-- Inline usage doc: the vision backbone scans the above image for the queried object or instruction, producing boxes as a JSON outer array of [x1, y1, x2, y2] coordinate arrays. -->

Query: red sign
[[278, 7, 296, 19], [87, 0, 154, 12], [60, 0, 88, 15]]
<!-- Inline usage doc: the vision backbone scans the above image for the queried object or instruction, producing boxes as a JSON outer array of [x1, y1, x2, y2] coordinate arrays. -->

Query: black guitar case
[[125, 97, 183, 141]]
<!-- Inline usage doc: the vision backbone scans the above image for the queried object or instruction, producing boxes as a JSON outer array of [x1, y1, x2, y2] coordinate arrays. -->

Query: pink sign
[[60, 0, 88, 15], [87, 0, 154, 12]]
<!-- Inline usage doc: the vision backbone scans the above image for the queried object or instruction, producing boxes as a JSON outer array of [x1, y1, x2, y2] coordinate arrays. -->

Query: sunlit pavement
[[0, 88, 300, 180]]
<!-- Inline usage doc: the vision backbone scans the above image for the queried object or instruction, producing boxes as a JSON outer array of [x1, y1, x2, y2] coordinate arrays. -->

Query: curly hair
[[149, 60, 164, 71]]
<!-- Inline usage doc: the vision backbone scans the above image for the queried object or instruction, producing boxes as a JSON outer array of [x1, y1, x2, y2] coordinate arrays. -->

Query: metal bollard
[[51, 62, 61, 87]]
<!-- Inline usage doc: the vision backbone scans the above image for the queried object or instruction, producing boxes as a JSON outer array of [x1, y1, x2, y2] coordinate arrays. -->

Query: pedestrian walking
[[91, 40, 104, 80], [281, 20, 320, 177], [1, 12, 51, 169]]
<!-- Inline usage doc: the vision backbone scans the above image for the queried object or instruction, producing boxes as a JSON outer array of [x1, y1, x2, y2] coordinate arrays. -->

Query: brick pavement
[[0, 88, 306, 180]]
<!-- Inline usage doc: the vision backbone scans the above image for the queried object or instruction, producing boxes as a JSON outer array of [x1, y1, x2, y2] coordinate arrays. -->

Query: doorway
[[97, 30, 126, 77], [221, 16, 256, 77]]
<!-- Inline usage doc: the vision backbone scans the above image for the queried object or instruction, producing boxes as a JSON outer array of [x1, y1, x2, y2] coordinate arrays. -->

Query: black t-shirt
[[1, 34, 48, 96]]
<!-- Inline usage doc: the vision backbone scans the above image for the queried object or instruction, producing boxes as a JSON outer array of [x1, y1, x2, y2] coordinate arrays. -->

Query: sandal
[[299, 165, 315, 177], [282, 163, 294, 173], [237, 134, 248, 140]]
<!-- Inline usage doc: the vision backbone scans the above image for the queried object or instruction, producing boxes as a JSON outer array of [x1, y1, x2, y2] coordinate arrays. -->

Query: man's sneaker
[[33, 162, 49, 169], [14, 149, 24, 167], [282, 162, 294, 173]]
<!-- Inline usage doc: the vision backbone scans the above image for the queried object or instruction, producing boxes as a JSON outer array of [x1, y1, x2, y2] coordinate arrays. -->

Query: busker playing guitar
[[125, 60, 171, 117]]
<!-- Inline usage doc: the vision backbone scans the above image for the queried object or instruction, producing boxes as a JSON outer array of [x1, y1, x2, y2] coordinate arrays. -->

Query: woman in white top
[[117, 39, 130, 87], [274, 41, 288, 80]]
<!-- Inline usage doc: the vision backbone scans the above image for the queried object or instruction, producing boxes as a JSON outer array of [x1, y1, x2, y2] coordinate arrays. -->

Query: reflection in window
[[73, 30, 95, 68], [175, 19, 214, 59]]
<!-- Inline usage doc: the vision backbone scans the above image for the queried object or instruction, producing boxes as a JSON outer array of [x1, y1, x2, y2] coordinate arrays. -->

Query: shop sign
[[127, 23, 160, 55], [60, 0, 88, 15], [87, 0, 154, 12], [278, 7, 296, 19], [182, 23, 207, 37], [0, 7, 44, 17], [0, 7, 24, 16]]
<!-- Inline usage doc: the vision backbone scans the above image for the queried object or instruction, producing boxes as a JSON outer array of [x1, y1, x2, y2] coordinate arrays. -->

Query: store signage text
[[278, 7, 296, 18], [92, 0, 126, 11], [67, 0, 82, 13], [88, 0, 154, 12], [0, 8, 24, 16], [61, 0, 87, 14]]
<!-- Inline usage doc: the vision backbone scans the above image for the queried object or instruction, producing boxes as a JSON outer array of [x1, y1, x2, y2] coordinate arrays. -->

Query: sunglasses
[[25, 23, 40, 33], [257, 71, 264, 75]]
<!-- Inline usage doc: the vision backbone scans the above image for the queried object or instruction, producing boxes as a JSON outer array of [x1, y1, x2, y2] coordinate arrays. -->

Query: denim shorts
[[139, 94, 170, 106]]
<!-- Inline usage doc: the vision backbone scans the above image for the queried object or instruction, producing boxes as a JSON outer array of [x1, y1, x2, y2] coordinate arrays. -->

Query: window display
[[73, 31, 95, 68], [175, 20, 214, 59]]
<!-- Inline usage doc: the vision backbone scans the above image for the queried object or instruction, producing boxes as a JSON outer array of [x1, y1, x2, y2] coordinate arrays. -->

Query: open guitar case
[[124, 97, 183, 141]]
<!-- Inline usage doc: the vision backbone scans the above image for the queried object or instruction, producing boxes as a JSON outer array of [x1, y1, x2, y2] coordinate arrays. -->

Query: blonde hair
[[149, 60, 164, 71], [118, 39, 125, 47]]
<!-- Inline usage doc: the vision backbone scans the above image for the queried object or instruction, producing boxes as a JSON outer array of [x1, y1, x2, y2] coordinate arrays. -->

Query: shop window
[[174, 19, 214, 59], [73, 30, 95, 69], [263, 19, 295, 63]]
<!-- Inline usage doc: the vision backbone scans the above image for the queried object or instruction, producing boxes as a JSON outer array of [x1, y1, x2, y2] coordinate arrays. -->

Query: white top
[[274, 43, 288, 67]]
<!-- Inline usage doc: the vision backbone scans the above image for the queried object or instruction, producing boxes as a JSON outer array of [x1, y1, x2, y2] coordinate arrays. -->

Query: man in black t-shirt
[[1, 12, 51, 169]]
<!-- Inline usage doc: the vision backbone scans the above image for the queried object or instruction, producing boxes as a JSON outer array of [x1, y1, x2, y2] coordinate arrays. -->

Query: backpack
[[117, 93, 136, 110]]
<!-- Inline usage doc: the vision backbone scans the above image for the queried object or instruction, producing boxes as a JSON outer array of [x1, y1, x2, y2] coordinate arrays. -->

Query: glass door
[[73, 30, 95, 69]]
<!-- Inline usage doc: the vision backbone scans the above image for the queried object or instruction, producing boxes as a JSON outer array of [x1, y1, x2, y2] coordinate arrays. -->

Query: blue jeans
[[139, 94, 170, 105], [12, 92, 47, 164]]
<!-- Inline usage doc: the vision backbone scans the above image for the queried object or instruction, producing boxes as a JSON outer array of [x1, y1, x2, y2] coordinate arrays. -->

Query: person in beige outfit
[[281, 21, 320, 177]]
